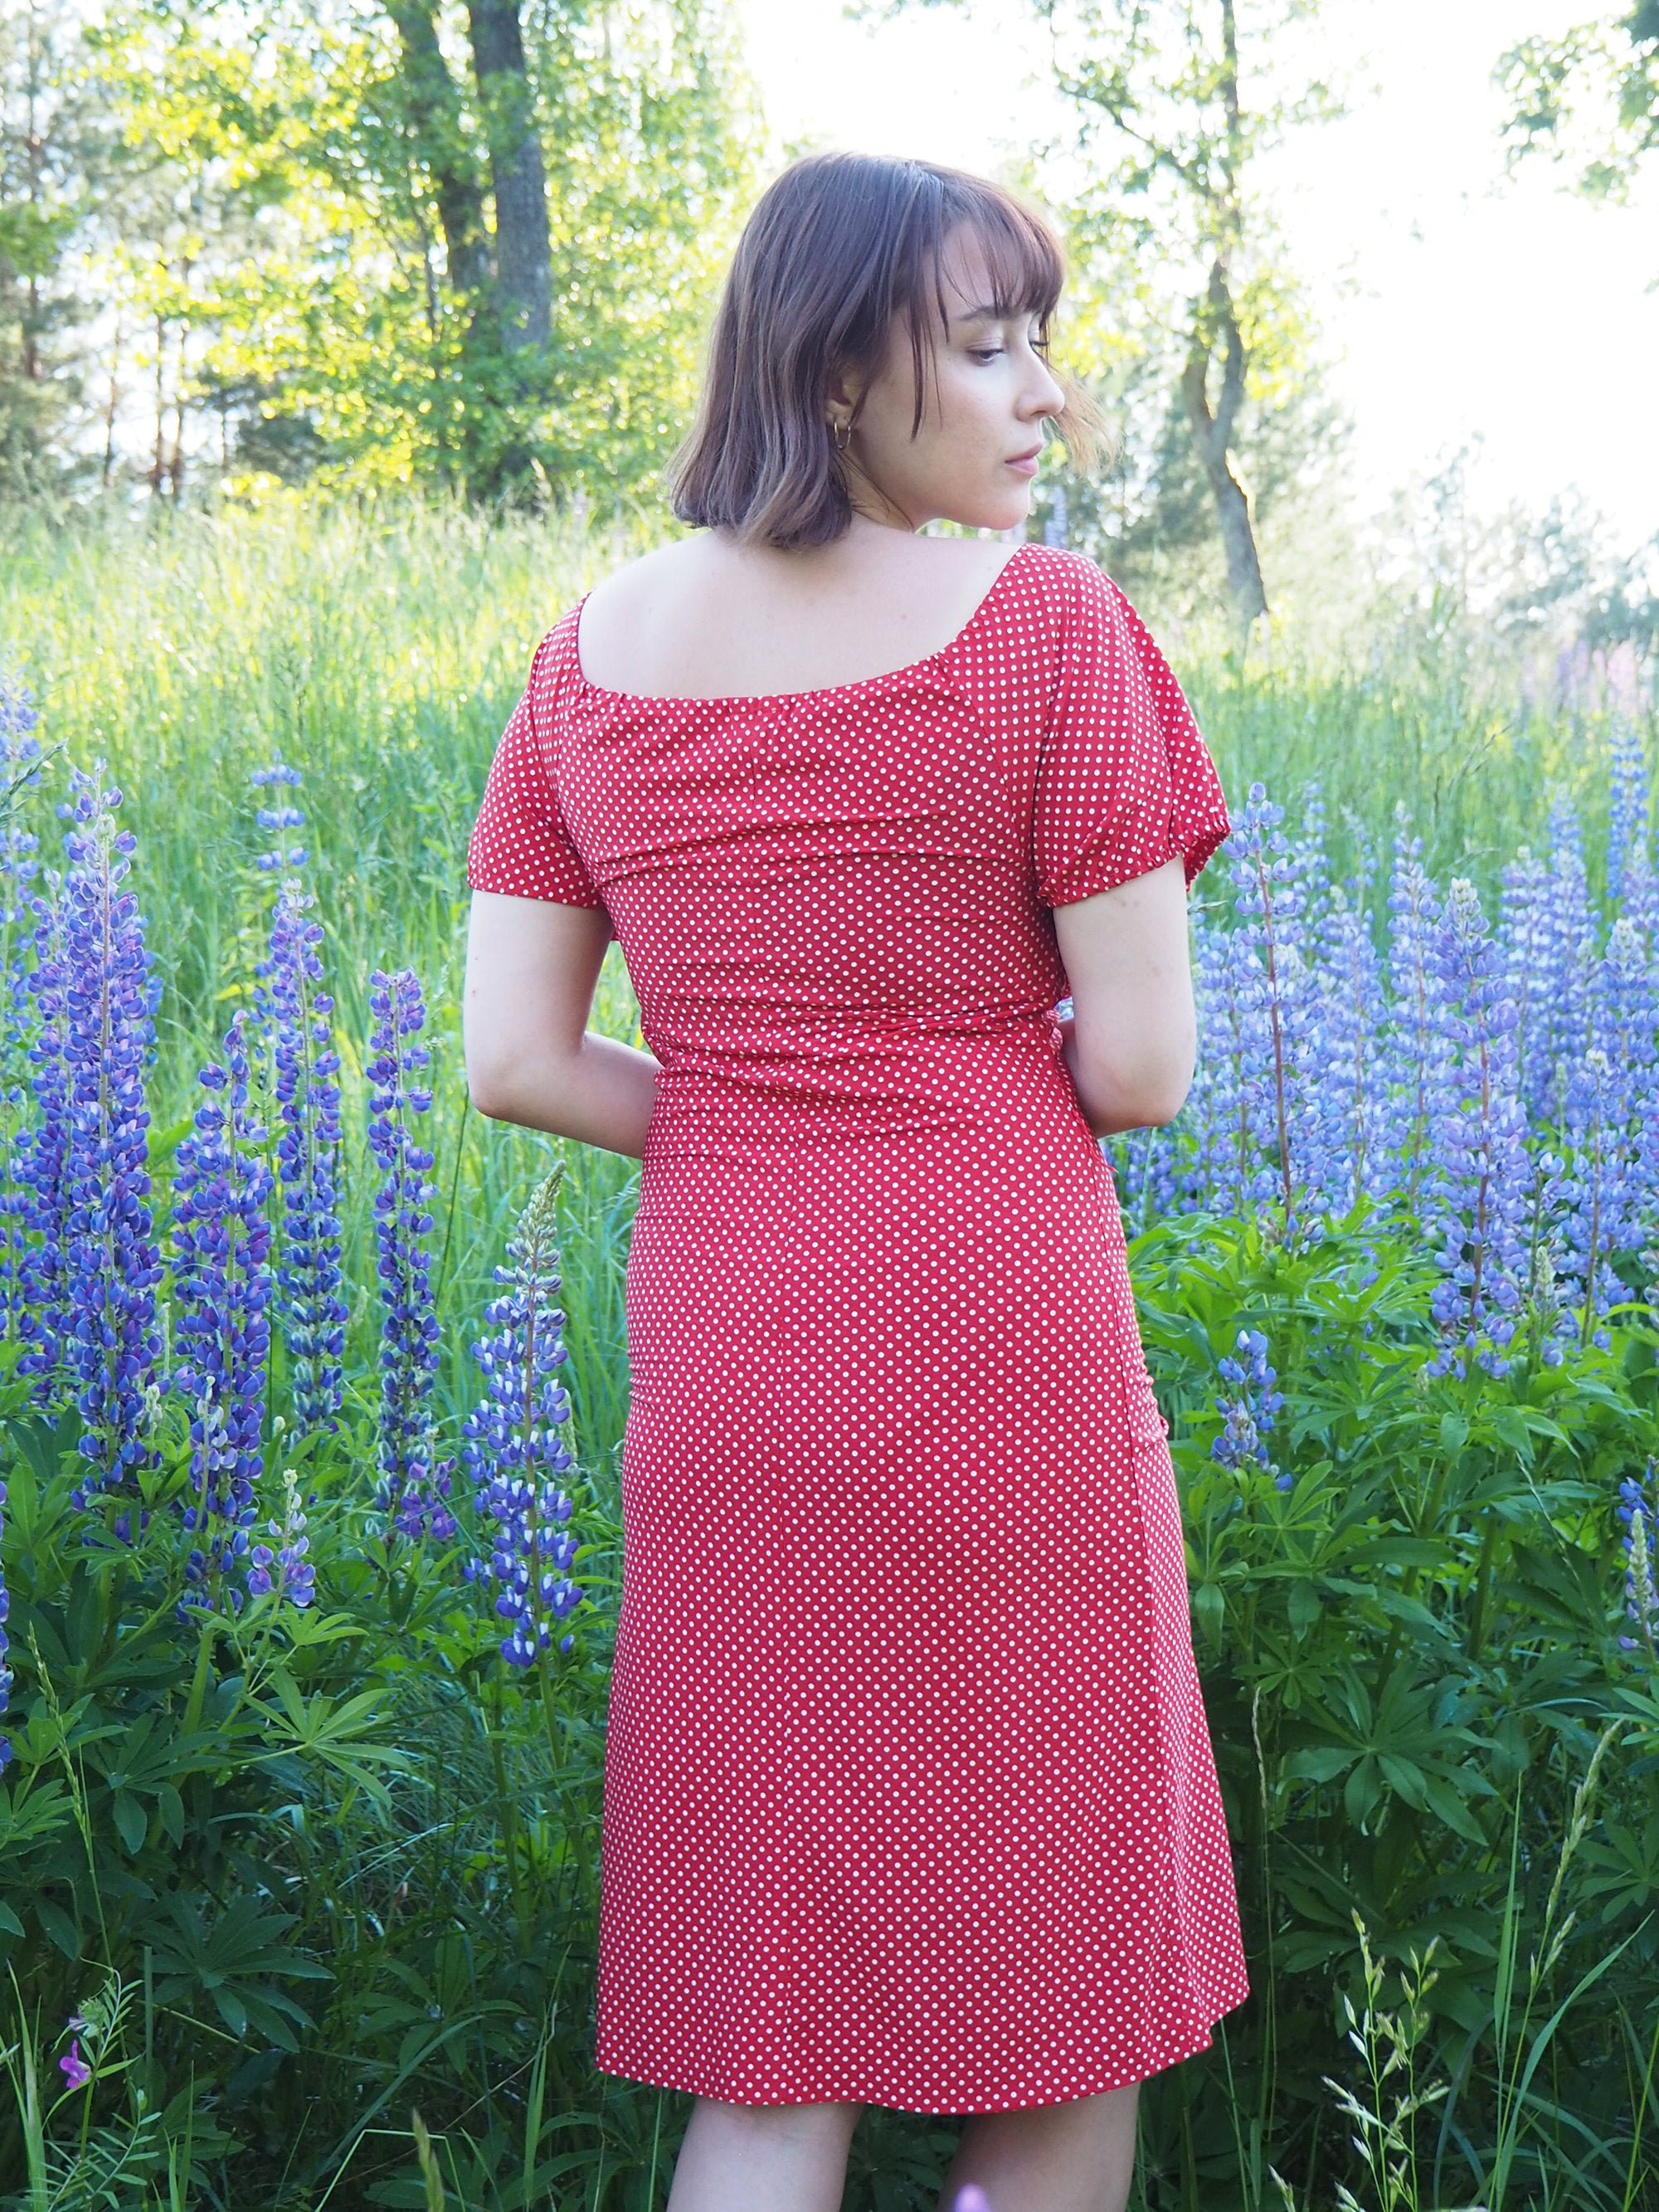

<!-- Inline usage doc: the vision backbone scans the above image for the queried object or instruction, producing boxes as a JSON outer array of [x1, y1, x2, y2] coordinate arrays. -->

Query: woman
[[464, 152, 1249, 2212]]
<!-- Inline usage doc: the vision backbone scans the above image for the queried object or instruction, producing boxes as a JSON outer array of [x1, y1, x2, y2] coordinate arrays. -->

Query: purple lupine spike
[[1497, 844, 1553, 1131], [250, 766, 348, 1433], [1421, 877, 1531, 1380], [54, 770, 163, 1508], [0, 664, 43, 1339], [1183, 896, 1267, 1218], [367, 967, 444, 1537], [461, 1171, 586, 1664], [1289, 782, 1335, 955], [1109, 1117, 1182, 1237], [1224, 783, 1335, 1241], [1539, 794, 1600, 1130], [1549, 1044, 1640, 1357], [1381, 811, 1446, 1216], [246, 1465, 317, 1609], [1311, 880, 1393, 1221], [13, 875, 73, 1394], [1209, 1328, 1291, 1491], [1607, 722, 1651, 914], [1615, 1461, 1658, 1656], [172, 1011, 273, 1614]]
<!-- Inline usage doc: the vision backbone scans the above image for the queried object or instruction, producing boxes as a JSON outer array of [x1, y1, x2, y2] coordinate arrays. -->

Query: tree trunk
[[1181, 257, 1269, 631], [388, 0, 490, 301], [467, 0, 552, 353]]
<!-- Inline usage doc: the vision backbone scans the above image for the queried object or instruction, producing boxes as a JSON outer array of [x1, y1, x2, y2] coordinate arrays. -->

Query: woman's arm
[[1051, 855, 1199, 1138], [463, 890, 663, 1158]]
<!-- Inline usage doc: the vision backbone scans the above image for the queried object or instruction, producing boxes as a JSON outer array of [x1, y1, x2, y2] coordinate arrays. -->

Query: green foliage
[[1498, 5, 1659, 207]]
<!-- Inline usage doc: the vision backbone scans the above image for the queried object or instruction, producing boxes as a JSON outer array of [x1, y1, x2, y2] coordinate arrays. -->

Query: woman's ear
[[823, 358, 865, 423]]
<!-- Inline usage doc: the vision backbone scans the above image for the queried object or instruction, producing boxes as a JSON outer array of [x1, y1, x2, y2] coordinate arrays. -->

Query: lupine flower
[[1543, 918, 1658, 1356], [0, 662, 42, 1331], [12, 875, 73, 1395], [1383, 812, 1447, 1214], [173, 1012, 273, 1613], [57, 2037, 90, 2093], [1538, 795, 1600, 1131], [52, 771, 163, 1508], [0, 1468, 12, 1771], [251, 767, 348, 1431], [247, 1465, 317, 1608], [462, 1172, 586, 1665], [1183, 899, 1262, 1219], [1497, 841, 1552, 1131], [1615, 1462, 1658, 1654], [367, 967, 442, 1536], [1221, 783, 1332, 1240], [1209, 1328, 1290, 1490], [252, 760, 308, 873], [1422, 878, 1530, 1379], [1606, 720, 1651, 913]]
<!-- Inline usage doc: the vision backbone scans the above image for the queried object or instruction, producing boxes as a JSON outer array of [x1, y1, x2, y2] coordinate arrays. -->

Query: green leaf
[[1192, 1582, 1224, 1650], [1439, 1412, 1471, 1454], [112, 1790, 147, 1854], [36, 1899, 80, 1958]]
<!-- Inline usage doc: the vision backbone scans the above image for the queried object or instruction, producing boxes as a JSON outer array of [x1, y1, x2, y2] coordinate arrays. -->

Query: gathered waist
[[639, 1006, 1086, 1156]]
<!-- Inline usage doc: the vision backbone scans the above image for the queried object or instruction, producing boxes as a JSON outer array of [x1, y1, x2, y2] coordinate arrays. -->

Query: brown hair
[[665, 151, 1109, 550]]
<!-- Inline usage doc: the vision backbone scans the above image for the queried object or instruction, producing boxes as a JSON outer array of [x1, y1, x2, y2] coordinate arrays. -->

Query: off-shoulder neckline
[[567, 540, 1039, 709]]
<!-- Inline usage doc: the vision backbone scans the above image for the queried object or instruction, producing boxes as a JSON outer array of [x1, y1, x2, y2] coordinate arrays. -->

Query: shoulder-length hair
[[665, 151, 1110, 551]]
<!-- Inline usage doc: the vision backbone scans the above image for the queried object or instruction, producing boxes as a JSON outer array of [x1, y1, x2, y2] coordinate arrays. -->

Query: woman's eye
[[968, 347, 1004, 363]]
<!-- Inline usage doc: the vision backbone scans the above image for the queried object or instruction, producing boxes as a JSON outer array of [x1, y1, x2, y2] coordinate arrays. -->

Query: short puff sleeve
[[467, 631, 611, 925], [1034, 555, 1231, 906]]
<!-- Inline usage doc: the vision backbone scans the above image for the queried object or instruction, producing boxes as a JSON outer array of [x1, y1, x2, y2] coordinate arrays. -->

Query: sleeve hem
[[1039, 809, 1232, 907]]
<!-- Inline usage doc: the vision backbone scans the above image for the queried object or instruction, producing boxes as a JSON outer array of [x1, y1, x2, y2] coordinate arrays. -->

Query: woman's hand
[[463, 890, 662, 1157]]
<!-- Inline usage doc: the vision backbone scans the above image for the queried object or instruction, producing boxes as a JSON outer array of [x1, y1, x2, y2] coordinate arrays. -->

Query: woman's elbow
[[465, 1049, 527, 1124]]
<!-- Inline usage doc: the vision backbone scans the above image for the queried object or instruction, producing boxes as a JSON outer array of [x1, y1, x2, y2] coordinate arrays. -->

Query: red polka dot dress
[[467, 541, 1250, 2113]]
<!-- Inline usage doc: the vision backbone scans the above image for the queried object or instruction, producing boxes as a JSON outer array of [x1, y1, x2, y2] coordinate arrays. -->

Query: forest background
[[2, 0, 1654, 653]]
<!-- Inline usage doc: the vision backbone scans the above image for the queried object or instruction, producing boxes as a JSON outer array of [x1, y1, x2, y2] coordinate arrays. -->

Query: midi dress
[[465, 539, 1251, 2114]]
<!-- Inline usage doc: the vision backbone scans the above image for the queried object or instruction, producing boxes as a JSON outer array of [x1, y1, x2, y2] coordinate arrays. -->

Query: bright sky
[[732, 0, 1659, 553]]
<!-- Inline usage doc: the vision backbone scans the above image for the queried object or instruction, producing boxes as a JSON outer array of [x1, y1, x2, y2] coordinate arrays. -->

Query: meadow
[[1, 493, 1657, 2212]]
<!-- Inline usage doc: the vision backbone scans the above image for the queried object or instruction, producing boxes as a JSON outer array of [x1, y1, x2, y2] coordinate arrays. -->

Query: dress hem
[[591, 1974, 1252, 2115]]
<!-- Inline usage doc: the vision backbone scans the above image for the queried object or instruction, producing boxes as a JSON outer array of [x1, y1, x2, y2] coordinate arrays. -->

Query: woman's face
[[834, 227, 1070, 536]]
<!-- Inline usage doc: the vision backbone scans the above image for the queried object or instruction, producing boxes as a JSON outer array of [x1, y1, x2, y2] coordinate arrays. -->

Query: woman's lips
[[1005, 455, 1040, 477]]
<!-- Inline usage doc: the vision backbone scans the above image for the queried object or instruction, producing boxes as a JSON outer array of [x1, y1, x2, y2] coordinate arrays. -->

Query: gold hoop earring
[[831, 417, 852, 452]]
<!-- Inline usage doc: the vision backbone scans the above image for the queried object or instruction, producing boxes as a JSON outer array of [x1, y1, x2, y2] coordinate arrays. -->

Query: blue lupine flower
[[0, 663, 42, 1338], [247, 1465, 317, 1609], [1615, 1461, 1658, 1654], [462, 1172, 586, 1665], [1497, 842, 1553, 1133], [251, 767, 348, 1432], [367, 967, 442, 1536], [1544, 918, 1658, 1357], [1606, 721, 1650, 914], [1183, 899, 1261, 1219], [1538, 795, 1600, 1130], [172, 1012, 273, 1613], [53, 770, 163, 1508], [12, 875, 73, 1394], [1221, 783, 1335, 1240], [1422, 878, 1530, 1379], [1382, 811, 1447, 1216], [1210, 1328, 1290, 1489]]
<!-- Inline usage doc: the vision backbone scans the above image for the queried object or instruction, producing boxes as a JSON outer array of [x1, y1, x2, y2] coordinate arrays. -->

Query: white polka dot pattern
[[466, 543, 1248, 2113]]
